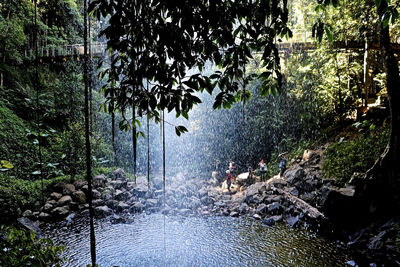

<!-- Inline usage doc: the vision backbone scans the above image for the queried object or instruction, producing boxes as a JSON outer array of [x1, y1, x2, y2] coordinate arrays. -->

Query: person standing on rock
[[279, 153, 287, 177], [226, 170, 234, 192], [259, 159, 266, 181], [229, 160, 236, 177]]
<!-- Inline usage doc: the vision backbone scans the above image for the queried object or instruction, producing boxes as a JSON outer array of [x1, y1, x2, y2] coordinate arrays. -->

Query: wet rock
[[230, 211, 239, 217], [178, 209, 191, 216], [245, 182, 267, 203], [200, 196, 213, 206], [52, 206, 70, 218], [73, 179, 87, 190], [256, 204, 268, 214], [286, 187, 299, 197], [127, 181, 136, 190], [92, 199, 104, 207], [38, 212, 51, 221], [284, 167, 305, 185], [115, 189, 131, 201], [63, 184, 76, 195], [267, 202, 282, 215], [92, 189, 101, 199], [286, 215, 300, 227], [111, 214, 126, 224], [130, 202, 144, 213], [94, 205, 113, 216], [44, 203, 53, 212], [47, 199, 57, 206], [262, 217, 276, 226], [94, 174, 107, 187], [266, 176, 287, 189], [253, 214, 262, 220], [22, 210, 33, 218], [57, 195, 73, 206], [81, 185, 89, 194], [146, 198, 158, 208], [103, 193, 113, 201], [116, 202, 130, 212], [106, 200, 118, 210], [198, 188, 208, 198], [65, 213, 75, 225], [270, 215, 283, 222], [110, 180, 126, 190], [112, 168, 126, 180], [368, 231, 387, 250], [133, 185, 148, 198], [214, 201, 227, 209], [78, 204, 89, 210], [17, 217, 42, 237], [50, 192, 62, 200], [72, 190, 87, 204], [238, 203, 249, 214]]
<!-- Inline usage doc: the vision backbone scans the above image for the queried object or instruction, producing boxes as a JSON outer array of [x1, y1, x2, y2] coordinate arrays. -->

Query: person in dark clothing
[[226, 170, 234, 192], [279, 153, 287, 177]]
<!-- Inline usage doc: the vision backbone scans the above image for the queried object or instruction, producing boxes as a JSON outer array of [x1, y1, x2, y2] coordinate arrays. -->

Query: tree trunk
[[83, 0, 97, 265], [132, 105, 137, 182]]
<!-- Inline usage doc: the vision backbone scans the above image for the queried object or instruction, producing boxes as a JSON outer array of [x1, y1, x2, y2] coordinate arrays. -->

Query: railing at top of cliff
[[24, 42, 108, 60]]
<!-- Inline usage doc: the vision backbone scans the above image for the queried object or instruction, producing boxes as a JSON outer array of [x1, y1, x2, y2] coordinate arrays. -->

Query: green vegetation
[[0, 225, 64, 267], [323, 123, 389, 186]]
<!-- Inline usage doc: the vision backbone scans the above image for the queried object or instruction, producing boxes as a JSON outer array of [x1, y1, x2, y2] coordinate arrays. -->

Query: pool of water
[[44, 214, 351, 266]]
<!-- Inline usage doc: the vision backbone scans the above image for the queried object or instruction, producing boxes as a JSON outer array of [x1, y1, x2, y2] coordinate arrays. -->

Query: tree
[[316, 0, 400, 214], [89, 0, 291, 133]]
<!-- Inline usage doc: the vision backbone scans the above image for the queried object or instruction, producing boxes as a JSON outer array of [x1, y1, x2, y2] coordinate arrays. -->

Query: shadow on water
[[44, 213, 350, 267]]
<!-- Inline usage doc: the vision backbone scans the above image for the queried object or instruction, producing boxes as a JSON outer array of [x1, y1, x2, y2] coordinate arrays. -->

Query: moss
[[322, 125, 389, 186]]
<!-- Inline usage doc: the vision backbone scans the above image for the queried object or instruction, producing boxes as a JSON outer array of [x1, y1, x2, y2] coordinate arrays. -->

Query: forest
[[1, 0, 400, 266]]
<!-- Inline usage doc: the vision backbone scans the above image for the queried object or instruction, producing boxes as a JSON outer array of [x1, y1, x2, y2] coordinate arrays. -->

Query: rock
[[52, 206, 70, 218], [368, 231, 387, 250], [127, 181, 136, 190], [230, 211, 239, 217], [65, 213, 75, 225], [198, 188, 208, 198], [44, 203, 53, 212], [72, 190, 87, 204], [200, 196, 213, 206], [266, 176, 287, 189], [146, 198, 158, 208], [50, 192, 62, 200], [116, 202, 130, 212], [92, 199, 104, 206], [47, 199, 57, 206], [17, 217, 42, 237], [106, 200, 118, 209], [286, 215, 300, 227], [214, 201, 227, 208], [253, 214, 262, 220], [63, 184, 76, 195], [112, 168, 126, 180], [38, 212, 51, 221], [22, 210, 33, 218], [270, 215, 283, 222], [245, 182, 267, 203], [262, 217, 275, 226], [286, 187, 299, 197], [178, 209, 191, 215], [256, 204, 268, 214], [94, 174, 107, 187], [57, 195, 73, 206], [73, 179, 87, 190], [238, 203, 249, 214], [236, 172, 253, 185], [267, 202, 282, 215], [133, 184, 148, 198], [111, 214, 126, 224], [81, 185, 89, 194], [284, 167, 305, 185], [130, 202, 144, 213], [94, 205, 113, 216], [92, 189, 101, 199]]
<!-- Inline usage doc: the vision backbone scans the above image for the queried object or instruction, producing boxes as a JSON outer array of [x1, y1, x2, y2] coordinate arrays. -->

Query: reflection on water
[[44, 214, 350, 267]]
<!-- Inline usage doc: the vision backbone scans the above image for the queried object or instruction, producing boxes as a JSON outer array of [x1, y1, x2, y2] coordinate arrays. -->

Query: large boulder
[[133, 184, 149, 198], [284, 167, 305, 185], [110, 180, 127, 190], [256, 204, 268, 214], [112, 168, 126, 180], [286, 215, 300, 227], [94, 205, 113, 216], [73, 179, 87, 190], [94, 174, 107, 187], [57, 195, 73, 206], [266, 176, 287, 189], [262, 217, 276, 226], [50, 192, 62, 200], [63, 184, 76, 195], [17, 217, 42, 237], [52, 206, 70, 218], [72, 190, 87, 204], [267, 202, 282, 215], [130, 202, 144, 213], [245, 182, 267, 203], [116, 202, 130, 212]]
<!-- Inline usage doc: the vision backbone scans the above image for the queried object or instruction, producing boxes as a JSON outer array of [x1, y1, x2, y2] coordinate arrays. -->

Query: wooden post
[[363, 39, 371, 107]]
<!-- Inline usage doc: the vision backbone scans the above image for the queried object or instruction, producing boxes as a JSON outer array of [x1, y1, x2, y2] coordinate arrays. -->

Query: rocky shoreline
[[19, 149, 400, 266]]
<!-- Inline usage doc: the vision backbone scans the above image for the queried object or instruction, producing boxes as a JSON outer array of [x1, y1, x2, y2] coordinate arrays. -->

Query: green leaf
[[1, 160, 14, 169]]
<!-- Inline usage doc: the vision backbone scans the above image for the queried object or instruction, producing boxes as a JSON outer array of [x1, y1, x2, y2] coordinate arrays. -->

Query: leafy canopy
[[89, 0, 291, 132]]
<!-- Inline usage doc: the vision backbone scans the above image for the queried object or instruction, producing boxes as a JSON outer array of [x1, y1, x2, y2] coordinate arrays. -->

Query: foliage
[[323, 124, 389, 185], [0, 175, 69, 221], [0, 225, 64, 267]]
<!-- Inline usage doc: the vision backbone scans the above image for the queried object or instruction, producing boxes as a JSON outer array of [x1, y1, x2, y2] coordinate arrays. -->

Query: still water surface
[[45, 213, 351, 266]]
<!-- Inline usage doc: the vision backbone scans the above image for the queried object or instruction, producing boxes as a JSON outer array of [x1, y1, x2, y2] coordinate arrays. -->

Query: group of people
[[225, 153, 287, 192]]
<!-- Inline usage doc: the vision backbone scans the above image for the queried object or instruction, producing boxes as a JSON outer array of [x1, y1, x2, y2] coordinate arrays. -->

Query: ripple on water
[[45, 214, 350, 267]]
